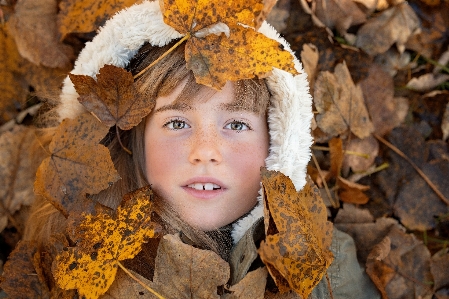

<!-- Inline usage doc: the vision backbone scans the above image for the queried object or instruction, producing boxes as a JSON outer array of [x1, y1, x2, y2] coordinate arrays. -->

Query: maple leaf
[[52, 186, 160, 299], [34, 113, 120, 216], [57, 0, 139, 41], [223, 267, 268, 299], [69, 65, 155, 131], [258, 169, 334, 298], [8, 0, 74, 68], [159, 0, 298, 89]]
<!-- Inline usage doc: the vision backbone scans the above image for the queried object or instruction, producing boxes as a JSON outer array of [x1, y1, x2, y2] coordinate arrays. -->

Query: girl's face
[[144, 81, 269, 231]]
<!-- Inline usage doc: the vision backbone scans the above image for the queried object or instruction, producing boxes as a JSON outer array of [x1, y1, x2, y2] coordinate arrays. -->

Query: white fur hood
[[56, 1, 314, 243]]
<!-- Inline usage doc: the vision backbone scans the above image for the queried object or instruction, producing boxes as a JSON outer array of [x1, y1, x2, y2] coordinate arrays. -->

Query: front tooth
[[213, 184, 220, 189], [204, 183, 214, 190], [194, 183, 203, 190]]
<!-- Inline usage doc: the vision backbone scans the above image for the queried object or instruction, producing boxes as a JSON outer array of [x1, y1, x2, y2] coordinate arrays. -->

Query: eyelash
[[162, 118, 252, 131]]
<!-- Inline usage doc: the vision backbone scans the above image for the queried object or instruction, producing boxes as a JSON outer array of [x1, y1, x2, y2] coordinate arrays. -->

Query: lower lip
[[182, 186, 226, 200]]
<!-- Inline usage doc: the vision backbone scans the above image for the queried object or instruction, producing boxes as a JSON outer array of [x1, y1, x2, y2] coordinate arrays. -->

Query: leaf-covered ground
[[1, 0, 449, 297]]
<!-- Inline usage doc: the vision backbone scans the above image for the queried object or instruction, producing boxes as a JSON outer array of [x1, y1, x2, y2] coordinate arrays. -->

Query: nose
[[188, 129, 223, 165]]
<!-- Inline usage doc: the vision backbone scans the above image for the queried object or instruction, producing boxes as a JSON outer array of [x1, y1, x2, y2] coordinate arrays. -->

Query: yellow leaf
[[57, 0, 142, 40], [258, 169, 334, 298], [52, 186, 159, 299]]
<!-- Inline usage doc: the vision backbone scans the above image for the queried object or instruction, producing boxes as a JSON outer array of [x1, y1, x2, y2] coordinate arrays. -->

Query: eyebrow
[[154, 102, 193, 113], [219, 101, 260, 113]]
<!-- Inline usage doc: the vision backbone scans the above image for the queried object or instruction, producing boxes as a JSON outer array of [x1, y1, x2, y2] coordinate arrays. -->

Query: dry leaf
[[258, 170, 333, 298], [0, 240, 50, 298], [366, 226, 433, 299], [337, 176, 370, 204], [359, 64, 409, 136], [314, 0, 366, 34], [314, 61, 374, 139], [442, 102, 449, 141], [0, 26, 28, 123], [161, 0, 297, 89], [327, 137, 344, 179], [342, 135, 379, 173], [223, 267, 268, 299], [52, 186, 158, 299], [57, 0, 139, 40], [355, 3, 420, 56], [70, 65, 153, 130], [104, 267, 154, 298], [23, 59, 71, 96], [8, 0, 73, 68], [406, 73, 449, 91], [148, 233, 230, 298], [430, 249, 449, 292], [265, 0, 291, 32], [255, 0, 278, 30], [34, 113, 120, 216], [0, 126, 43, 232], [300, 43, 319, 92]]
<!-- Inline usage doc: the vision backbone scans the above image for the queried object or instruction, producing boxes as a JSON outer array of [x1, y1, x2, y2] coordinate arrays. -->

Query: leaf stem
[[374, 133, 449, 206], [116, 126, 132, 155], [134, 34, 191, 79], [312, 145, 370, 159], [117, 261, 165, 299], [312, 152, 339, 208]]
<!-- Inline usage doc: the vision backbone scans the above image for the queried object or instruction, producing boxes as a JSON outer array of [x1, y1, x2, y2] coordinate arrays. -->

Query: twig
[[117, 261, 165, 299], [312, 145, 370, 159], [116, 126, 132, 155], [374, 134, 449, 206], [325, 273, 334, 299], [134, 34, 190, 79], [311, 152, 339, 208]]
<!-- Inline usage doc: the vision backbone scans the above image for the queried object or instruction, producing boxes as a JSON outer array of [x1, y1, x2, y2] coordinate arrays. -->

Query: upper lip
[[182, 177, 227, 189]]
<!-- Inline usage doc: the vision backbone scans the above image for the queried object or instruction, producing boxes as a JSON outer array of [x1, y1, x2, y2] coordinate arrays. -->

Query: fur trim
[[56, 1, 313, 244]]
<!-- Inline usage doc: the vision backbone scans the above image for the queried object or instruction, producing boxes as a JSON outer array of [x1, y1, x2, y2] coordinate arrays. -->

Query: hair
[[24, 39, 271, 261]]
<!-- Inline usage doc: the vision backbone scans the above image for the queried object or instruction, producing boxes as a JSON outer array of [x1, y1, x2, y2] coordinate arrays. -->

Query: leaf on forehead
[[258, 169, 334, 298], [52, 186, 160, 299], [160, 0, 298, 89], [70, 65, 156, 130], [34, 113, 120, 216]]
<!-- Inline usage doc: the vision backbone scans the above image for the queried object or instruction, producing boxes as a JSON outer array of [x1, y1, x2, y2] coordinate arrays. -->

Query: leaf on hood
[[0, 26, 28, 123], [314, 0, 366, 34], [0, 125, 44, 232], [34, 113, 120, 216], [355, 2, 420, 56], [258, 169, 334, 298], [69, 65, 154, 130], [366, 225, 433, 299], [146, 233, 230, 298], [52, 186, 159, 299], [160, 0, 297, 89], [223, 267, 268, 299], [314, 61, 374, 139], [7, 0, 74, 68], [0, 240, 51, 298], [57, 0, 139, 40]]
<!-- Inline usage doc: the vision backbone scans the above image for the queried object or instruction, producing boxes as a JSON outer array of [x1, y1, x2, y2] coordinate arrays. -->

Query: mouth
[[186, 183, 222, 191], [182, 178, 226, 200]]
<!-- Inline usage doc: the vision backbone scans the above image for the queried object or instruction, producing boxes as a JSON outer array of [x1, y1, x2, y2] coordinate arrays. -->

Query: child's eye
[[164, 119, 190, 130], [225, 120, 251, 131]]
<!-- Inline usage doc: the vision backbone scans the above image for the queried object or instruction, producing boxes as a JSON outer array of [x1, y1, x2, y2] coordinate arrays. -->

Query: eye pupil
[[231, 123, 243, 130], [173, 121, 184, 129]]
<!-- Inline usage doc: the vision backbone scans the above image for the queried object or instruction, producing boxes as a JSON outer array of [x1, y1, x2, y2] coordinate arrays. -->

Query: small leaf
[[70, 65, 155, 130], [52, 186, 159, 299], [258, 169, 334, 297], [34, 113, 120, 216], [224, 267, 268, 299]]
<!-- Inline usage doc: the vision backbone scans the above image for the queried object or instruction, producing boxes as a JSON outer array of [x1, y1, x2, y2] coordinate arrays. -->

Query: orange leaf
[[258, 169, 334, 297], [337, 176, 370, 204], [160, 0, 297, 89], [52, 186, 159, 299], [34, 113, 120, 216], [70, 65, 155, 130]]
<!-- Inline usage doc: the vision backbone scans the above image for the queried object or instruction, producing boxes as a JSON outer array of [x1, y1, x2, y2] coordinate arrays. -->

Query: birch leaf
[[258, 169, 334, 298], [52, 186, 159, 299]]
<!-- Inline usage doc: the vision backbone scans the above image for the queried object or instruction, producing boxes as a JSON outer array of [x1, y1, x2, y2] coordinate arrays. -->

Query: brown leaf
[[365, 226, 433, 299], [359, 64, 409, 136], [255, 0, 278, 30], [8, 0, 74, 68], [0, 240, 51, 298], [300, 43, 319, 93], [0, 25, 28, 124], [337, 176, 370, 204], [314, 61, 374, 139], [443, 102, 449, 141], [406, 73, 449, 91], [34, 113, 120, 216], [53, 186, 159, 299], [70, 65, 153, 130], [258, 170, 333, 297], [224, 267, 268, 299], [355, 3, 420, 56], [148, 233, 230, 298], [23, 59, 71, 96], [327, 137, 344, 179], [104, 267, 154, 298], [314, 0, 367, 34], [342, 135, 379, 173], [57, 0, 140, 40], [430, 249, 449, 292]]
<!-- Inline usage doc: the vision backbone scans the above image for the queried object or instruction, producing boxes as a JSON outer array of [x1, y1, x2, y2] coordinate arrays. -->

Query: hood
[[56, 1, 313, 243]]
